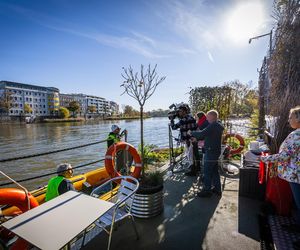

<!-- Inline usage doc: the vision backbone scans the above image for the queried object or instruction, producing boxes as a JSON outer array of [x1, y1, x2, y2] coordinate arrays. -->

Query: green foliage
[[67, 101, 80, 117], [138, 144, 171, 166], [140, 171, 164, 187], [189, 81, 258, 122], [59, 107, 70, 118]]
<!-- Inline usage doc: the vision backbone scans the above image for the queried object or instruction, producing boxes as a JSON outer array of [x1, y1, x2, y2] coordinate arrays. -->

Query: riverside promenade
[[84, 172, 261, 250]]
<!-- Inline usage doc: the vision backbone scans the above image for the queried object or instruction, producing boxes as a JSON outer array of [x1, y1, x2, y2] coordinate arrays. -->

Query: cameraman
[[170, 104, 199, 176]]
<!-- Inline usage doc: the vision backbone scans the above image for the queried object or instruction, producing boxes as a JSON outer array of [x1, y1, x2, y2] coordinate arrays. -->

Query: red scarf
[[197, 116, 206, 127]]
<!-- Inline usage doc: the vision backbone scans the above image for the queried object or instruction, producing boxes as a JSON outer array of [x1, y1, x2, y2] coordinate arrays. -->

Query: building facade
[[109, 101, 119, 115], [0, 81, 59, 116], [59, 93, 87, 115], [86, 95, 111, 116]]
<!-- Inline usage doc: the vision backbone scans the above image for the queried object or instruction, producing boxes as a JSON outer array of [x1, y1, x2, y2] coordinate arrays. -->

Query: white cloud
[[163, 1, 223, 51]]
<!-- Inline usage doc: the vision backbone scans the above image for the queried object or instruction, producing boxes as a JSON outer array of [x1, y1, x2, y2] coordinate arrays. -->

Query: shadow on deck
[[83, 173, 262, 250]]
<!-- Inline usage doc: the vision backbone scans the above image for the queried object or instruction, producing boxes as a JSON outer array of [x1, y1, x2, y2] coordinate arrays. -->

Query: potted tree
[[121, 64, 166, 218]]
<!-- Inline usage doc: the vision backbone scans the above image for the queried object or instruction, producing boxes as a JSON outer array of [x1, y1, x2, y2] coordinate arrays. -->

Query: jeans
[[289, 182, 300, 225], [203, 151, 221, 192]]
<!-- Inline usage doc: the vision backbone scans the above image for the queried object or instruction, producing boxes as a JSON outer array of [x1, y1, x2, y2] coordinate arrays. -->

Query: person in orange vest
[[45, 163, 75, 201]]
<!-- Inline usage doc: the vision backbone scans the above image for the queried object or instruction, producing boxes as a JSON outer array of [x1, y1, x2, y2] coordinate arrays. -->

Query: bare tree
[[121, 64, 166, 176]]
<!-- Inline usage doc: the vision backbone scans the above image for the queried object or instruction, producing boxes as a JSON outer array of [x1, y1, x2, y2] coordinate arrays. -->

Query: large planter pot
[[128, 184, 164, 218]]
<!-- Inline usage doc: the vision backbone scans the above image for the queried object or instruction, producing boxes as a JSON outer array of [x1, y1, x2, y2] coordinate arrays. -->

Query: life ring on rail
[[105, 142, 142, 179], [0, 188, 39, 250], [222, 133, 245, 155]]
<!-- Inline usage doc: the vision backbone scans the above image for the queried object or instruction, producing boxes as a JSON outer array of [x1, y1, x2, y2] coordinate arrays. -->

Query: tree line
[[189, 80, 258, 122]]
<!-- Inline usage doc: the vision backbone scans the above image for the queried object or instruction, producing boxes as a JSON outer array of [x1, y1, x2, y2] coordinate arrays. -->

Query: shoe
[[185, 171, 196, 176], [211, 188, 222, 197], [281, 224, 300, 233], [197, 190, 212, 198]]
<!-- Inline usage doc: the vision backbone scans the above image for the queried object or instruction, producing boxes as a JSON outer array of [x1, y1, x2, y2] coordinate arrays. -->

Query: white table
[[2, 191, 114, 250]]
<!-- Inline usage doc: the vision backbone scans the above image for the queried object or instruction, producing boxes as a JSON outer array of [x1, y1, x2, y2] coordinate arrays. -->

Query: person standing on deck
[[107, 125, 127, 148], [45, 163, 75, 201], [190, 110, 224, 197], [196, 111, 209, 174], [170, 104, 199, 176], [260, 106, 300, 248]]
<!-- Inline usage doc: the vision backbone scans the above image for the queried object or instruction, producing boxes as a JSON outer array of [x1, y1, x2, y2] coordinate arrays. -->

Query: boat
[[0, 168, 110, 216]]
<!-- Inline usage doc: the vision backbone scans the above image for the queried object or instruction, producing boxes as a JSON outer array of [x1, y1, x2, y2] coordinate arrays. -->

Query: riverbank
[[104, 116, 151, 120], [43, 118, 85, 123]]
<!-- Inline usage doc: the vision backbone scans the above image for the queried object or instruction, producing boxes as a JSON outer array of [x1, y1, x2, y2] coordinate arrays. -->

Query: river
[[0, 117, 250, 190]]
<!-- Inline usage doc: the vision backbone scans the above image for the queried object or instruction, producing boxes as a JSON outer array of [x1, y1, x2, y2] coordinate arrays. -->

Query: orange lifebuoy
[[222, 133, 245, 155], [0, 188, 39, 250], [105, 142, 142, 179]]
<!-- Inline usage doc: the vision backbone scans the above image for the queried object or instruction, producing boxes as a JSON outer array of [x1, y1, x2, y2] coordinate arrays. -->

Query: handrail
[[0, 159, 105, 187], [0, 171, 31, 210], [0, 139, 108, 163]]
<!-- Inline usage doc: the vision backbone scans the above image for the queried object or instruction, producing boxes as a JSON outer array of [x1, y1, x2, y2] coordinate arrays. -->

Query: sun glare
[[225, 2, 265, 44]]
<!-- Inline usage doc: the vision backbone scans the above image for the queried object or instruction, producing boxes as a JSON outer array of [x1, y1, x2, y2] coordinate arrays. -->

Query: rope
[[0, 139, 108, 163], [0, 159, 105, 187]]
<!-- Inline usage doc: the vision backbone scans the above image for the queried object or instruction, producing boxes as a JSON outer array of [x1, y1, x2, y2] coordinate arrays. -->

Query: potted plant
[[120, 65, 166, 218]]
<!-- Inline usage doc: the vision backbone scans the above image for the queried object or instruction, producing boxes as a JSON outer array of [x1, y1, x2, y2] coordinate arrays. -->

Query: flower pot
[[127, 184, 164, 218]]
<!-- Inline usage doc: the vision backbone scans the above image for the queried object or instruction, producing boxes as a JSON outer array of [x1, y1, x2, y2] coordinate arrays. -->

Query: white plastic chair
[[90, 176, 139, 250]]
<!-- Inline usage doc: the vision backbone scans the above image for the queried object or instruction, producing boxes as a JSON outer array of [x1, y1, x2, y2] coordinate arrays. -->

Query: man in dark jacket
[[171, 104, 199, 176], [191, 110, 224, 197]]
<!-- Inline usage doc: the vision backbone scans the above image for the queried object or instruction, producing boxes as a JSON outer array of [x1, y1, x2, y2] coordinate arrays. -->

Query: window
[[14, 97, 17, 100], [43, 105, 45, 108], [30, 98, 32, 101], [20, 104, 22, 107], [20, 97, 22, 101], [26, 97, 28, 101], [10, 110, 13, 113]]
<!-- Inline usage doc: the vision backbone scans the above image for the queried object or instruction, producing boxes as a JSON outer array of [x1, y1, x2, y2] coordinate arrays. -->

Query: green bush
[[59, 107, 70, 118]]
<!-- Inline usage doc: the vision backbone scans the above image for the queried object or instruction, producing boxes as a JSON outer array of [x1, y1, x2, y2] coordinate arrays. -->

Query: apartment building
[[0, 81, 59, 116], [109, 101, 119, 115], [86, 95, 111, 115], [59, 93, 87, 115]]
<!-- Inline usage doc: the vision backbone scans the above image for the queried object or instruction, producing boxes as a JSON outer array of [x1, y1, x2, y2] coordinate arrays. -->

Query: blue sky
[[0, 0, 274, 111]]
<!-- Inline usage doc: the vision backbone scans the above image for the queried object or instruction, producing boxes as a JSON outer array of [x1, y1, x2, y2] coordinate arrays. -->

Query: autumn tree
[[24, 103, 32, 114], [0, 90, 14, 114], [88, 105, 97, 113]]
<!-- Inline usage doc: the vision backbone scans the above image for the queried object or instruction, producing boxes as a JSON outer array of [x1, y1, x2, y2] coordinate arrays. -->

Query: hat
[[111, 124, 120, 132], [57, 163, 72, 175]]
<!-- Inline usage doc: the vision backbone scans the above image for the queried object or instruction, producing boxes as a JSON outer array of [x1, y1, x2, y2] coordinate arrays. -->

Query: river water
[[0, 117, 249, 190]]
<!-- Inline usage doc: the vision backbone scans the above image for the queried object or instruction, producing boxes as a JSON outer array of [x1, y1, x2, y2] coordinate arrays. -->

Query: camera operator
[[170, 103, 200, 176]]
